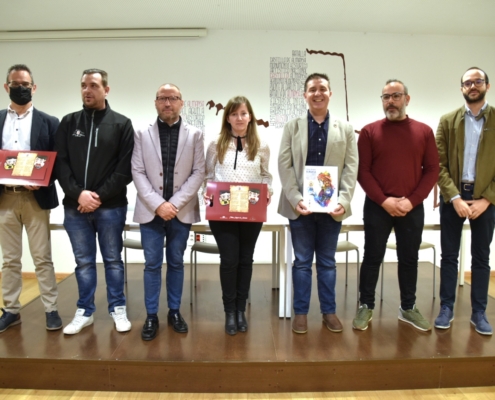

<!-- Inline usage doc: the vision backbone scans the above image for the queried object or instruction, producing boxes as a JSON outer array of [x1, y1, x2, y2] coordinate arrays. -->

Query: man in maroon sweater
[[353, 79, 439, 332]]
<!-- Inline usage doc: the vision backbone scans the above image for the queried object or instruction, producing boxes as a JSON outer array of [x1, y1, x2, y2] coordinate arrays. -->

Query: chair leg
[[433, 246, 436, 299], [356, 249, 360, 303], [124, 247, 128, 284], [190, 250, 194, 304], [194, 251, 197, 287], [380, 261, 384, 301], [345, 252, 349, 287]]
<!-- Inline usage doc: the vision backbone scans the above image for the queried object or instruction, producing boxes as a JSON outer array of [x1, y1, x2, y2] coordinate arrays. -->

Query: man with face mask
[[0, 64, 61, 332], [435, 67, 495, 336], [353, 79, 439, 332]]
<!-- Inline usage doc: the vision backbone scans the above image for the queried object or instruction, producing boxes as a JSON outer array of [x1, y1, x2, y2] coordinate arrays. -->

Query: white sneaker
[[63, 308, 94, 335], [110, 306, 131, 332]]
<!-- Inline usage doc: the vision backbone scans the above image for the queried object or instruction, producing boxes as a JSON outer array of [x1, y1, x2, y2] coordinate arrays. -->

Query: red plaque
[[0, 150, 56, 187], [205, 182, 268, 222]]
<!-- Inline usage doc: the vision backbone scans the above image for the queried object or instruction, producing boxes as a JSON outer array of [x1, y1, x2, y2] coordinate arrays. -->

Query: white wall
[[1, 30, 494, 273]]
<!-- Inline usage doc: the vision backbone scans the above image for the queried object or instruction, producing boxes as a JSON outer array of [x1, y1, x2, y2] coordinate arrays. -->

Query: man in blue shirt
[[278, 73, 358, 334], [435, 66, 495, 336]]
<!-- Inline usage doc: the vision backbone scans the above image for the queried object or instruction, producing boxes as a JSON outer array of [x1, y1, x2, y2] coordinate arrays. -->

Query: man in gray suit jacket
[[0, 64, 61, 333], [278, 73, 358, 334], [132, 83, 205, 341]]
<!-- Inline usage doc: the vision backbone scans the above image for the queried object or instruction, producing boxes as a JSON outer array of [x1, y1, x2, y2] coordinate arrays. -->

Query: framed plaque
[[205, 181, 268, 222], [303, 166, 339, 212], [0, 150, 56, 187]]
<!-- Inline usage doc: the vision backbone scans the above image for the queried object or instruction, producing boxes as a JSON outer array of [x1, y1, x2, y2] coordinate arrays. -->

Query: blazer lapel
[[30, 108, 42, 149], [297, 117, 308, 168], [175, 121, 189, 166], [0, 109, 7, 148], [323, 118, 339, 165], [148, 121, 162, 162]]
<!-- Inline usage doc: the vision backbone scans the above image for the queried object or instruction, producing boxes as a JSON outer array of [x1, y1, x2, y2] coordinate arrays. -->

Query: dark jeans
[[288, 213, 341, 314], [209, 220, 263, 312], [439, 189, 495, 312], [359, 197, 424, 310]]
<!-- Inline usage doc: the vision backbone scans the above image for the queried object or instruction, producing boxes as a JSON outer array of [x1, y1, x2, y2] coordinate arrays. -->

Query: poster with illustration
[[303, 166, 339, 212]]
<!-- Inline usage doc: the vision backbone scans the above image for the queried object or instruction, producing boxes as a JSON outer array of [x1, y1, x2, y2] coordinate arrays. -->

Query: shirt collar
[[465, 101, 488, 117], [7, 104, 33, 118], [307, 109, 330, 125]]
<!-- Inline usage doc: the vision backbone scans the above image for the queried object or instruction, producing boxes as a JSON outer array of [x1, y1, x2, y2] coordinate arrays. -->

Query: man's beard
[[464, 89, 486, 104]]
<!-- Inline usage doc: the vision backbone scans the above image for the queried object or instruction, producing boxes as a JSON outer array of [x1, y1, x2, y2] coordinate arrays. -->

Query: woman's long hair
[[216, 96, 260, 164]]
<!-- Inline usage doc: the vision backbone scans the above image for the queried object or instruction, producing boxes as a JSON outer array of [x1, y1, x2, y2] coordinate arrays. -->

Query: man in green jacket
[[435, 66, 495, 336]]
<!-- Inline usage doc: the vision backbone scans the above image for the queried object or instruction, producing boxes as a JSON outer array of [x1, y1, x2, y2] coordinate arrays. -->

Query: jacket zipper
[[95, 128, 99, 148], [84, 111, 95, 189]]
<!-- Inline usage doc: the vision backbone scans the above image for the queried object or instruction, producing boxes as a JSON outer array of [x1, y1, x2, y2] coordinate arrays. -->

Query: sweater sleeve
[[407, 128, 440, 208], [357, 126, 387, 205]]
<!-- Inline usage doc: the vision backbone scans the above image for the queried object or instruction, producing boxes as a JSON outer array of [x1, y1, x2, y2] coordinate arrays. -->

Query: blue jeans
[[289, 213, 341, 314], [439, 189, 495, 312], [140, 216, 191, 314], [64, 206, 127, 316], [359, 197, 424, 310]]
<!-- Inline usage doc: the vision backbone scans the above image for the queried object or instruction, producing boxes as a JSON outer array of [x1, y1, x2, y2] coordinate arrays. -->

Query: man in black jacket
[[55, 69, 134, 335], [0, 64, 62, 332]]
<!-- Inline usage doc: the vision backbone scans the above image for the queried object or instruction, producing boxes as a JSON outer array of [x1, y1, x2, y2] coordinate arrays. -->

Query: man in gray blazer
[[132, 83, 205, 341], [278, 73, 358, 334]]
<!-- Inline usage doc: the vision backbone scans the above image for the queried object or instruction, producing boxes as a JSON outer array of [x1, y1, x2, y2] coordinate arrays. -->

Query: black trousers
[[359, 197, 424, 310], [209, 220, 263, 312]]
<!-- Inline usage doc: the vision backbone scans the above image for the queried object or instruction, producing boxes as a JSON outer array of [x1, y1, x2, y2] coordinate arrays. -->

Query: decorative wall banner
[[269, 50, 308, 129], [182, 100, 205, 132]]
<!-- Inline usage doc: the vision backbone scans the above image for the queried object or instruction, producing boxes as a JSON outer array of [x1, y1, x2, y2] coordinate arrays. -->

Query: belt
[[4, 186, 29, 192], [461, 182, 474, 191]]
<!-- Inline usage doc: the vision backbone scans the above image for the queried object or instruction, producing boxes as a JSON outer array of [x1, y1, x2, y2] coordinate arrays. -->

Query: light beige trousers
[[0, 189, 58, 313]]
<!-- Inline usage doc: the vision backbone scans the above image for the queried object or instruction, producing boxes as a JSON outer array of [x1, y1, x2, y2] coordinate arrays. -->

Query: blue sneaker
[[0, 308, 21, 333], [470, 311, 493, 336], [434, 305, 454, 329]]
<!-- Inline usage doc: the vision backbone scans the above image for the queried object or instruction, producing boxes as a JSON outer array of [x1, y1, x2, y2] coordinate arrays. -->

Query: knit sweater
[[357, 117, 439, 208]]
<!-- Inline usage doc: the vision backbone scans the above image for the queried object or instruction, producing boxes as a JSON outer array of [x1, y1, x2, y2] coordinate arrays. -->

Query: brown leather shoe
[[322, 313, 343, 332], [292, 314, 308, 334]]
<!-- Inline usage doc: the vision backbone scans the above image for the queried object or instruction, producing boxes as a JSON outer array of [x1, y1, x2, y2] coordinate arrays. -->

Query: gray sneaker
[[398, 305, 431, 332], [352, 304, 373, 331]]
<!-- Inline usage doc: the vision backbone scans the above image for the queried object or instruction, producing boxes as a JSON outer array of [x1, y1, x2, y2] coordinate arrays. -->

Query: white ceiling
[[2, 0, 494, 37]]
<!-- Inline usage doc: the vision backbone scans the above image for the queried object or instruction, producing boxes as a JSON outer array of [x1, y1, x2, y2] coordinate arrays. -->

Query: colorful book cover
[[303, 166, 339, 212]]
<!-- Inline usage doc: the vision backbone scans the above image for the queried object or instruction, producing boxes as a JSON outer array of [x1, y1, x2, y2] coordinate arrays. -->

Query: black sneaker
[[0, 308, 21, 333], [46, 310, 63, 331]]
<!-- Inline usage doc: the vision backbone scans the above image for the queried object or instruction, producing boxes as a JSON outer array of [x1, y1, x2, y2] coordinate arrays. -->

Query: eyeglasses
[[8, 81, 34, 89], [462, 79, 485, 89], [156, 96, 181, 104], [380, 92, 405, 102]]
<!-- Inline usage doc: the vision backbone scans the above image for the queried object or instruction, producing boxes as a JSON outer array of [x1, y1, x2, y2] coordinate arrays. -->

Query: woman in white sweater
[[204, 96, 273, 335]]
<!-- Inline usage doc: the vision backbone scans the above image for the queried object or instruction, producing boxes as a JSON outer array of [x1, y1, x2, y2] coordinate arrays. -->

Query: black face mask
[[9, 86, 32, 106]]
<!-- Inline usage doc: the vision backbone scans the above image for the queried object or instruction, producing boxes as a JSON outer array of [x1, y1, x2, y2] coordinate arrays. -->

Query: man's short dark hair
[[461, 67, 489, 85], [6, 64, 33, 84], [304, 73, 330, 92], [82, 68, 108, 87], [385, 79, 408, 95]]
